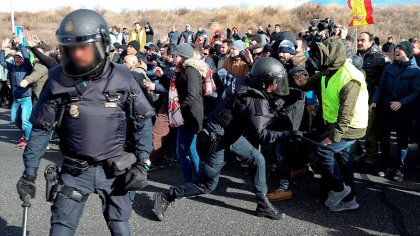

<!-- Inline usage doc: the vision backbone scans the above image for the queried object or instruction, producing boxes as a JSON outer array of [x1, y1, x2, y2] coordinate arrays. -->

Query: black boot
[[153, 192, 172, 221], [255, 194, 286, 220]]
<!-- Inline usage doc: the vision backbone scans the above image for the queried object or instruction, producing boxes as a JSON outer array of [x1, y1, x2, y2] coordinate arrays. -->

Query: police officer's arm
[[330, 80, 361, 142], [242, 97, 290, 144], [128, 79, 155, 162], [23, 79, 57, 178]]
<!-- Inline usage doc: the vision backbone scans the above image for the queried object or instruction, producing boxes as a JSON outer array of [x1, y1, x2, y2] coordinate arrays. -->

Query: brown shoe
[[267, 189, 293, 201]]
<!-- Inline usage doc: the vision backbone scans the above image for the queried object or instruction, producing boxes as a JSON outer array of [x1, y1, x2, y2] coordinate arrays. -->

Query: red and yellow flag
[[348, 0, 375, 26]]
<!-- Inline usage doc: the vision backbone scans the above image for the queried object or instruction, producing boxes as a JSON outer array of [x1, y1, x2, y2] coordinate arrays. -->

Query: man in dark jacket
[[145, 22, 154, 44], [357, 32, 392, 171], [153, 57, 295, 221], [1, 37, 33, 146], [194, 25, 208, 46], [370, 41, 420, 181], [270, 24, 281, 43], [179, 24, 195, 44], [167, 26, 181, 46], [382, 37, 396, 53]]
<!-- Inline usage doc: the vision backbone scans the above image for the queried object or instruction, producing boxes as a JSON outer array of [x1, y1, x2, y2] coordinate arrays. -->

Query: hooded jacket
[[24, 62, 48, 99], [303, 38, 367, 141]]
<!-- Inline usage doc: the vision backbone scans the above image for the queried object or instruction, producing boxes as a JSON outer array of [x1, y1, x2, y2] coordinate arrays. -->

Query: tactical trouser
[[168, 136, 268, 199], [50, 164, 133, 236]]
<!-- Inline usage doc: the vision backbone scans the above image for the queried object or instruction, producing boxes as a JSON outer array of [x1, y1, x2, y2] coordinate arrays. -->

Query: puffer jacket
[[371, 59, 420, 128], [357, 44, 391, 100]]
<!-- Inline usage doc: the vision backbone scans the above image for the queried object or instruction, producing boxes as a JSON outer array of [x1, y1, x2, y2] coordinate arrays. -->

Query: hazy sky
[[0, 0, 417, 12]]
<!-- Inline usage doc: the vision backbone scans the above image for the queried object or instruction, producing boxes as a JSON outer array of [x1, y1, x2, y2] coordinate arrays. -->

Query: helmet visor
[[271, 72, 290, 96], [60, 41, 106, 78]]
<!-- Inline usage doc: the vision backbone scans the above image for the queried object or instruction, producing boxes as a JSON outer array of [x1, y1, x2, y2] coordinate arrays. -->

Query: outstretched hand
[[1, 38, 11, 50]]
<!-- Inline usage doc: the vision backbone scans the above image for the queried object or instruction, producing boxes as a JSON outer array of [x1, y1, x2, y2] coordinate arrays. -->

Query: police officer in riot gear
[[153, 57, 296, 221], [16, 9, 154, 236]]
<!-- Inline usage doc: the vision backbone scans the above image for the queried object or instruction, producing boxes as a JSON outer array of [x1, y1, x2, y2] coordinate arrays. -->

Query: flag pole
[[10, 0, 15, 34]]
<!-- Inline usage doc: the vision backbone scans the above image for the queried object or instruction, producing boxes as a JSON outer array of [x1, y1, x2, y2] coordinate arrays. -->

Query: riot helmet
[[250, 57, 289, 96], [56, 9, 111, 79]]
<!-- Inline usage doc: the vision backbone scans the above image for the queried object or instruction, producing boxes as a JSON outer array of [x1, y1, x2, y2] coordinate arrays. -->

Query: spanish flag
[[348, 0, 375, 26]]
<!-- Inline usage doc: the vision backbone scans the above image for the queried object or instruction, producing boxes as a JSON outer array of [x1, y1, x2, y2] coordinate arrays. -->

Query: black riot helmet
[[56, 9, 111, 79], [250, 57, 289, 96]]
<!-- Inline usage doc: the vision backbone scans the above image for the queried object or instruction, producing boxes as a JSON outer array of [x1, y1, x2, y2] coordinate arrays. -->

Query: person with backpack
[[0, 37, 33, 148], [153, 57, 298, 221]]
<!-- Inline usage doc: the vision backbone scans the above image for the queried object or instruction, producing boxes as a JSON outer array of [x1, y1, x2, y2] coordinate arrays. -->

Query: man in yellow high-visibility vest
[[294, 38, 369, 212]]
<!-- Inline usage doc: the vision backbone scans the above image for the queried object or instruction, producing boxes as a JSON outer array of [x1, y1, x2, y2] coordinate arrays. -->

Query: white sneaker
[[329, 197, 360, 212], [325, 185, 351, 208]]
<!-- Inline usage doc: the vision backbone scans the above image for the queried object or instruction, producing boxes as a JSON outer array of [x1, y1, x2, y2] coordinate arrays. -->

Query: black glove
[[17, 176, 36, 200], [120, 163, 149, 191]]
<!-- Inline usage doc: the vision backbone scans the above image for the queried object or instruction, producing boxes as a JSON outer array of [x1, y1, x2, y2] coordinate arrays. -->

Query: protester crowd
[[2, 14, 420, 227]]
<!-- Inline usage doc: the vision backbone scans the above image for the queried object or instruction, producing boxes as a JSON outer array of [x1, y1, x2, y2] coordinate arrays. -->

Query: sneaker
[[152, 192, 171, 221], [325, 185, 351, 208], [18, 136, 25, 143], [20, 141, 27, 150], [393, 169, 404, 182], [267, 189, 293, 201], [329, 197, 360, 212], [378, 168, 393, 177]]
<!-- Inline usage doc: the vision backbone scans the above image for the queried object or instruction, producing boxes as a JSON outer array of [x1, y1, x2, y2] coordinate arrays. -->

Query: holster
[[63, 156, 89, 176], [105, 152, 137, 177], [44, 164, 60, 203]]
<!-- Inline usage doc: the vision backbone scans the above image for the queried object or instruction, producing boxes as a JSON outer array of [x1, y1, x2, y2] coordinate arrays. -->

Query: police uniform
[[17, 9, 155, 236]]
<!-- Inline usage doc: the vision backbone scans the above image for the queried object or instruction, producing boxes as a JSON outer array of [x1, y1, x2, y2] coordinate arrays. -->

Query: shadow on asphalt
[[0, 217, 22, 236]]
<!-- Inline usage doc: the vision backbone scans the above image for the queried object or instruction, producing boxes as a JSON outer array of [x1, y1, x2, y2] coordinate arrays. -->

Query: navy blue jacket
[[0, 45, 32, 99], [372, 60, 420, 127]]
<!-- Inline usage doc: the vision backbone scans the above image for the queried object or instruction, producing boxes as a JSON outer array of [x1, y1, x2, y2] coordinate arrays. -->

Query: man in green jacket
[[294, 38, 369, 212], [21, 61, 48, 100]]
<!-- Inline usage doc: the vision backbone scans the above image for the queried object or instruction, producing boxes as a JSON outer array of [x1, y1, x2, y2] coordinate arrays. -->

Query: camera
[[317, 18, 334, 32]]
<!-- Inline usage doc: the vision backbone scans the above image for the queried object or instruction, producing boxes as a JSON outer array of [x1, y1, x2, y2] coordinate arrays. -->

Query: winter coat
[[175, 58, 206, 131], [302, 38, 367, 141], [30, 47, 59, 69], [168, 31, 181, 45], [146, 25, 154, 43], [179, 31, 195, 44], [371, 59, 420, 129], [128, 29, 147, 51], [357, 44, 391, 100], [24, 62, 48, 99], [0, 45, 33, 99], [110, 32, 123, 44]]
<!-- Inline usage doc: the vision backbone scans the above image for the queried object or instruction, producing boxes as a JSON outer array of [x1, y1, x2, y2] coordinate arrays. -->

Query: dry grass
[[0, 3, 419, 46]]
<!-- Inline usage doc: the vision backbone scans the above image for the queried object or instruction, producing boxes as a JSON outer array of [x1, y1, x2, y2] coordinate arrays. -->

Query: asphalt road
[[0, 107, 419, 236]]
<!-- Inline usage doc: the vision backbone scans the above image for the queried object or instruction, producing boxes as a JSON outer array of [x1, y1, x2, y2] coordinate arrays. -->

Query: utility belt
[[45, 152, 137, 203]]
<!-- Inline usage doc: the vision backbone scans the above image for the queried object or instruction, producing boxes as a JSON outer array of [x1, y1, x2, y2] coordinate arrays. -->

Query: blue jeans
[[275, 142, 290, 190], [176, 127, 201, 183], [169, 135, 268, 199], [11, 97, 32, 140], [316, 139, 356, 201]]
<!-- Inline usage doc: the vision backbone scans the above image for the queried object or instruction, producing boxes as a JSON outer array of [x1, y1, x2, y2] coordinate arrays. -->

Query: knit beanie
[[277, 40, 296, 55], [231, 40, 244, 51], [397, 41, 414, 58], [174, 43, 194, 59], [128, 40, 140, 52]]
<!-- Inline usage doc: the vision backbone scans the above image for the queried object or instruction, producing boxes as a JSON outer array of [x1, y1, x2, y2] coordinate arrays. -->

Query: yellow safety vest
[[321, 61, 369, 129]]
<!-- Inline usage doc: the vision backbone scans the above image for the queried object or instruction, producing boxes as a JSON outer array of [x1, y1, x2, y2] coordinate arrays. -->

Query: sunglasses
[[253, 52, 264, 57], [203, 53, 209, 56]]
